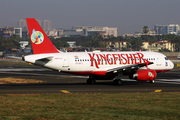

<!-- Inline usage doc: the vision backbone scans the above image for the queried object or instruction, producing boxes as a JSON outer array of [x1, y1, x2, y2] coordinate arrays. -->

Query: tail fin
[[26, 18, 59, 54]]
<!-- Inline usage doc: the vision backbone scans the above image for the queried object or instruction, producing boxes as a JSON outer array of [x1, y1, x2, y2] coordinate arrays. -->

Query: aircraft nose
[[170, 60, 174, 69]]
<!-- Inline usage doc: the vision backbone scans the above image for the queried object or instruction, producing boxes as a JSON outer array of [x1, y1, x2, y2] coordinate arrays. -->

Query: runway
[[0, 64, 180, 94]]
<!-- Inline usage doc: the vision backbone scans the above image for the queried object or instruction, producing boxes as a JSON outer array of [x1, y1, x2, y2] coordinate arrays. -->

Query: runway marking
[[154, 90, 162, 92], [61, 90, 71, 94]]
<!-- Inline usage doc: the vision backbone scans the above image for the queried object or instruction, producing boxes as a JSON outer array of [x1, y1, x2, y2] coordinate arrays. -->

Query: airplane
[[22, 18, 174, 85]]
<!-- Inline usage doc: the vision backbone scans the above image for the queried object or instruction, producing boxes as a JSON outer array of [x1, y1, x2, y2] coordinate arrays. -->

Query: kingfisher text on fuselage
[[88, 53, 147, 68]]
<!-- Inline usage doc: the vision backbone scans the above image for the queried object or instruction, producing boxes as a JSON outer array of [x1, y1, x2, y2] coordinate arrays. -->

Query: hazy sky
[[0, 0, 180, 35]]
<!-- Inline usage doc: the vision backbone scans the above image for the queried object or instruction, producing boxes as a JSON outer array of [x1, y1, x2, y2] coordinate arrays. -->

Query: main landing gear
[[113, 79, 123, 85], [87, 78, 96, 84], [87, 75, 96, 84], [113, 71, 123, 85], [86, 78, 123, 85]]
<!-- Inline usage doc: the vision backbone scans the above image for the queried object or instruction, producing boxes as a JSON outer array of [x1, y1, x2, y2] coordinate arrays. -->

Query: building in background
[[18, 19, 26, 28], [100, 40, 174, 52], [14, 28, 22, 38], [87, 30, 107, 38], [62, 28, 84, 37], [100, 41, 127, 50], [103, 27, 118, 37], [71, 26, 118, 38], [18, 19, 50, 30], [67, 41, 76, 48], [19, 41, 29, 49], [0, 27, 14, 38], [0, 27, 23, 38], [122, 33, 134, 38], [43, 20, 51, 30], [17, 19, 118, 38], [142, 41, 174, 52], [37, 20, 43, 28], [153, 24, 179, 35]]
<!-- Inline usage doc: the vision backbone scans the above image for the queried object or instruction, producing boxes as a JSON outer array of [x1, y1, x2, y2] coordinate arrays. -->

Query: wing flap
[[106, 61, 153, 74]]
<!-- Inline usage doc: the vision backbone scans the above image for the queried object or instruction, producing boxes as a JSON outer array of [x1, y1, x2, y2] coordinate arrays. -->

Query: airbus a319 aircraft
[[23, 18, 174, 85]]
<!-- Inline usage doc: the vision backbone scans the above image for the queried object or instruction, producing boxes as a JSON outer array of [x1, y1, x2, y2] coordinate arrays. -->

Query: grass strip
[[0, 92, 179, 120], [0, 61, 28, 65], [0, 77, 46, 84]]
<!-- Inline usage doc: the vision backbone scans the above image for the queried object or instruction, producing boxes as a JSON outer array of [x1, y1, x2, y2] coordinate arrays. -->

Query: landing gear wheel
[[113, 79, 123, 85], [87, 78, 96, 84], [150, 80, 155, 84]]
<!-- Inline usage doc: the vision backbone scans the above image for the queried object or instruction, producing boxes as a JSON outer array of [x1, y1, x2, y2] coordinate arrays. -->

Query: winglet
[[26, 18, 60, 54]]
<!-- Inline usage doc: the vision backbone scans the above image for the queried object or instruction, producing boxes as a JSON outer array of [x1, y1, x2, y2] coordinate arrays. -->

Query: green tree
[[52, 40, 69, 48], [88, 32, 103, 47], [121, 47, 131, 51], [159, 48, 172, 52], [128, 37, 143, 51], [0, 38, 20, 50], [142, 26, 149, 35]]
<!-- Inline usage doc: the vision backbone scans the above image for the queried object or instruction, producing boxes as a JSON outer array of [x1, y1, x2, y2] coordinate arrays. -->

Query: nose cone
[[169, 60, 174, 69]]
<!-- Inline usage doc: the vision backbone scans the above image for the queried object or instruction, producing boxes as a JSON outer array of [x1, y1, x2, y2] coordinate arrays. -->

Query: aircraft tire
[[87, 78, 96, 84], [113, 79, 123, 85]]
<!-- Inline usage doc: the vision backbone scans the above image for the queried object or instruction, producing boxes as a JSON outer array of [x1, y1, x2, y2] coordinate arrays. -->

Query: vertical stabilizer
[[26, 18, 59, 54]]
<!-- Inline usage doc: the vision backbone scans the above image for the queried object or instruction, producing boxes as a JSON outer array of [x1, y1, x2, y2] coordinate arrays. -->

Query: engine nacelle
[[129, 69, 157, 81]]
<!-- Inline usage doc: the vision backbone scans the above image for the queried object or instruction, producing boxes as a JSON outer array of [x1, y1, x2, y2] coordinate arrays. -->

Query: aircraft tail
[[26, 18, 60, 54]]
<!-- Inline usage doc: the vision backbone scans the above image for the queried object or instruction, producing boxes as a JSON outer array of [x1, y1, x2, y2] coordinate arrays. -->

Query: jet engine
[[129, 69, 157, 81]]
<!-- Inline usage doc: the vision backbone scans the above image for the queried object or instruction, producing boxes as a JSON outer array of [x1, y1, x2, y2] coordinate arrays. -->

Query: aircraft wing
[[106, 61, 153, 74]]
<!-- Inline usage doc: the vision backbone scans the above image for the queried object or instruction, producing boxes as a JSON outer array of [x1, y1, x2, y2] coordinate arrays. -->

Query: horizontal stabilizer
[[7, 56, 22, 60]]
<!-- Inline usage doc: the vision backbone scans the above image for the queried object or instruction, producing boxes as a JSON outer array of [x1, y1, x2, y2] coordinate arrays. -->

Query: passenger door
[[62, 55, 69, 67], [156, 54, 162, 66]]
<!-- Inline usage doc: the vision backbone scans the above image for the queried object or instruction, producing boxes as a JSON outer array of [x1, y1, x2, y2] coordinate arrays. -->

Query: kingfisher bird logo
[[31, 29, 44, 44], [148, 72, 154, 77]]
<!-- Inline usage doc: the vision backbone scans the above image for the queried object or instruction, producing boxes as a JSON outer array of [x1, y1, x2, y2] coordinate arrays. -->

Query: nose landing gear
[[149, 80, 155, 83]]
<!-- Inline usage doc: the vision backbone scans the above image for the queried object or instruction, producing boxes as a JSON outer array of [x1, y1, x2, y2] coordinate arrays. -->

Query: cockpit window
[[165, 57, 169, 60]]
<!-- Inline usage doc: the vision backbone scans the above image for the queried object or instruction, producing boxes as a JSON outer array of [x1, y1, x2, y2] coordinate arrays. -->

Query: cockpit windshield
[[165, 57, 169, 60]]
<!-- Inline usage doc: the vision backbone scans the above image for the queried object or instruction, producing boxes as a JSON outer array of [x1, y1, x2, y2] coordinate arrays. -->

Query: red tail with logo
[[26, 18, 59, 54]]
